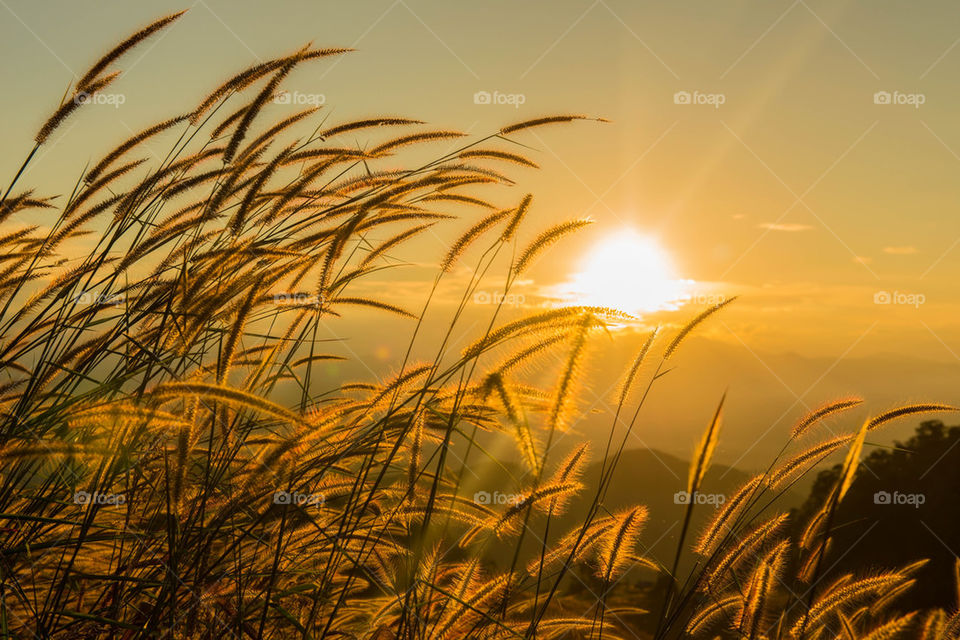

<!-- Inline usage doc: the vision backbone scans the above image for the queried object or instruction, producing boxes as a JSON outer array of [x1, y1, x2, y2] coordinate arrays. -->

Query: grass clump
[[0, 11, 957, 639]]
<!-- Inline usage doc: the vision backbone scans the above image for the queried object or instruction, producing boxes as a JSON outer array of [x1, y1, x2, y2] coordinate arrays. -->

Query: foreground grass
[[0, 11, 957, 639]]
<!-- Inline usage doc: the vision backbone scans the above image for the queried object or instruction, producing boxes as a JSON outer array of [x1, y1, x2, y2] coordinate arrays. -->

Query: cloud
[[853, 256, 873, 265], [757, 223, 814, 232], [883, 246, 918, 255]]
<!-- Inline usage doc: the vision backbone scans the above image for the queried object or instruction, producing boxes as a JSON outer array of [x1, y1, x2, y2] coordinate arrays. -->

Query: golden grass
[[0, 12, 956, 640]]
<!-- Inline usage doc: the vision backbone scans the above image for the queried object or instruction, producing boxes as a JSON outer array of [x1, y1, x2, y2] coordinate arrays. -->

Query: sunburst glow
[[563, 231, 690, 314]]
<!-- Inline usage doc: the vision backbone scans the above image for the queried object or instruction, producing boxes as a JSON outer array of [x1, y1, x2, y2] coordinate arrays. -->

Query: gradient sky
[[4, 0, 960, 462]]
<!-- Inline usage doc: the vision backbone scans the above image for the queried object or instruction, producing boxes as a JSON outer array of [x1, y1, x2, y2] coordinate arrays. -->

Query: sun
[[564, 231, 689, 315]]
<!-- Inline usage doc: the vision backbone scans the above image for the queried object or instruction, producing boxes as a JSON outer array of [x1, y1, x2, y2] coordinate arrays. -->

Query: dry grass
[[0, 12, 958, 640]]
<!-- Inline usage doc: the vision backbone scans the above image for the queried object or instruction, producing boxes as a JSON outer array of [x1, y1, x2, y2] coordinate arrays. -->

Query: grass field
[[1, 12, 958, 639]]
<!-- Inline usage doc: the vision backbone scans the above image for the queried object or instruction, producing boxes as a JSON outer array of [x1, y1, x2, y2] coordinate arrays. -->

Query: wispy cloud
[[883, 246, 918, 255], [757, 223, 814, 232]]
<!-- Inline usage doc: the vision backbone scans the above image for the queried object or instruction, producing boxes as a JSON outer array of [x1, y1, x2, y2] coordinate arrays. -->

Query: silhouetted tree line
[[795, 420, 960, 612]]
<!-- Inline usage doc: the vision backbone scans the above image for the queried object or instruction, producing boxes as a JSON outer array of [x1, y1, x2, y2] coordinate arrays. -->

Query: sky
[[3, 0, 960, 463]]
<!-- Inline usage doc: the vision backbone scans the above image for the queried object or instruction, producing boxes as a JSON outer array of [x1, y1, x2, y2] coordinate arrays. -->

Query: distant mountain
[[565, 335, 960, 467], [466, 446, 804, 576], [554, 447, 804, 572], [299, 315, 960, 469]]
